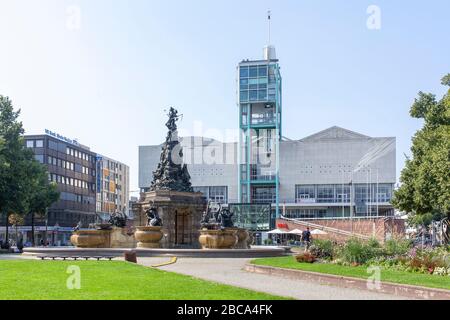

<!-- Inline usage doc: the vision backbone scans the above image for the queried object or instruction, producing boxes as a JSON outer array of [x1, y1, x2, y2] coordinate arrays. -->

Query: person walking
[[301, 227, 312, 251]]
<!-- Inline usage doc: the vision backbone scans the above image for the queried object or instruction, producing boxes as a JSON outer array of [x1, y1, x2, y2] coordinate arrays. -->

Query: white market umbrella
[[311, 229, 328, 235], [288, 229, 303, 235], [268, 229, 288, 234]]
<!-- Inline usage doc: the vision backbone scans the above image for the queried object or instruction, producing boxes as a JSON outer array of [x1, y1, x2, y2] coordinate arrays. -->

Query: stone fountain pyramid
[[133, 108, 207, 248]]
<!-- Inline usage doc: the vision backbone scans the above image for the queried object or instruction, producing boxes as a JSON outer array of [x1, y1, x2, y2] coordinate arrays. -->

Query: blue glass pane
[[240, 79, 248, 85], [258, 77, 268, 84], [249, 66, 258, 77], [240, 91, 248, 102], [240, 67, 249, 78], [258, 90, 267, 100], [258, 66, 268, 77], [249, 90, 258, 101], [249, 84, 257, 90]]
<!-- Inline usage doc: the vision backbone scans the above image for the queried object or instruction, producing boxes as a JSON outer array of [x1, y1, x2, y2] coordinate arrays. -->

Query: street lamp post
[[44, 208, 48, 247]]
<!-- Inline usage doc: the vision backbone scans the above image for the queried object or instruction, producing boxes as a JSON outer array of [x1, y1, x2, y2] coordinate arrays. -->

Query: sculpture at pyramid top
[[149, 107, 193, 192]]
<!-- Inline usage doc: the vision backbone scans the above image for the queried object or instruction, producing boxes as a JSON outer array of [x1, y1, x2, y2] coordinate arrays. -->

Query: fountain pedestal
[[133, 190, 206, 248]]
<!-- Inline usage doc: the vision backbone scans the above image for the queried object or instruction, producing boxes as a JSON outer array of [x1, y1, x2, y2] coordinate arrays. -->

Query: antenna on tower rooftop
[[263, 10, 276, 60]]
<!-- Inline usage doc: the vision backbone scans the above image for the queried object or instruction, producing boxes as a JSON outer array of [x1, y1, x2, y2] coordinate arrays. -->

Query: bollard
[[124, 250, 137, 263]]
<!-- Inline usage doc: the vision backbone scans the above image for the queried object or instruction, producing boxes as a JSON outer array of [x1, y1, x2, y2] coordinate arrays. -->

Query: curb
[[244, 264, 450, 300]]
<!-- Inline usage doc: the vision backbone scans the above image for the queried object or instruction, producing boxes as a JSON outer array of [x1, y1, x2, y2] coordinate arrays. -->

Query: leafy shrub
[[295, 252, 316, 263], [383, 239, 412, 256], [337, 238, 381, 265], [309, 239, 334, 260], [264, 239, 273, 245]]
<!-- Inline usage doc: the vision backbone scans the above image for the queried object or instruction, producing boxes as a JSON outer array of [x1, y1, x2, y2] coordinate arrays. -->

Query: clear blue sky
[[1, 0, 449, 195]]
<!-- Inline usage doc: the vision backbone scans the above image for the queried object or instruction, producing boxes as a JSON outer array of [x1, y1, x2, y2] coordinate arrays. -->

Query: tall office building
[[17, 131, 97, 245], [95, 155, 130, 218], [237, 45, 282, 217], [0, 130, 130, 246]]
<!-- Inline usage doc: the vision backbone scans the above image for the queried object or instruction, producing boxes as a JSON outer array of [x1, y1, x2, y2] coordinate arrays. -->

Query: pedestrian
[[301, 227, 311, 251]]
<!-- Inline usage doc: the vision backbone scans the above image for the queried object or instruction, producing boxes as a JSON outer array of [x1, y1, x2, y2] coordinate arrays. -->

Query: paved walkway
[[138, 257, 411, 300]]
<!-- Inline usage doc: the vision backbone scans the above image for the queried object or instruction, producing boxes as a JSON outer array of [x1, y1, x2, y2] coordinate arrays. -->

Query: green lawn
[[251, 256, 450, 291], [0, 260, 286, 300]]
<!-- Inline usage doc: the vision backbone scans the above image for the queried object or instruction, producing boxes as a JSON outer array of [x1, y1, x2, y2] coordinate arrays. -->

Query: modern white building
[[139, 127, 396, 218], [138, 44, 396, 230]]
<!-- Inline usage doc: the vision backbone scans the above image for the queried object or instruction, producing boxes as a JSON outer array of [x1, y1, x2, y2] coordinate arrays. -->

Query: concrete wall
[[139, 137, 239, 201], [277, 217, 405, 243], [139, 127, 396, 207]]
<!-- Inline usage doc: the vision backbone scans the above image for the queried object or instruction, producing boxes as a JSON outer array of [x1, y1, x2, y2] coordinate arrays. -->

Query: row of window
[[46, 156, 94, 176], [239, 65, 278, 103], [49, 173, 95, 191], [239, 65, 268, 78], [26, 139, 95, 163], [66, 147, 94, 163], [295, 184, 394, 204], [100, 159, 124, 172], [60, 192, 95, 205], [27, 140, 44, 148], [251, 186, 276, 204]]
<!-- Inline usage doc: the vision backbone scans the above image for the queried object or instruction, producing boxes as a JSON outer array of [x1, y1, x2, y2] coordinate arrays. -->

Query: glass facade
[[289, 183, 395, 218], [251, 186, 276, 204], [229, 203, 272, 231], [239, 65, 279, 103], [238, 60, 282, 218], [295, 184, 393, 204]]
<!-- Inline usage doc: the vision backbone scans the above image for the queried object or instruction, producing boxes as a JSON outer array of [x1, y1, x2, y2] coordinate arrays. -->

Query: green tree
[[28, 167, 59, 246], [392, 74, 450, 227], [0, 96, 59, 246]]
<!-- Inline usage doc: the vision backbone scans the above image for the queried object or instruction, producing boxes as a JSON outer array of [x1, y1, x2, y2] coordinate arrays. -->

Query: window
[[26, 140, 34, 148], [34, 155, 44, 163], [35, 140, 43, 148], [258, 90, 267, 100], [240, 91, 248, 102], [239, 66, 249, 78], [249, 66, 258, 78], [209, 186, 228, 203], [193, 186, 228, 204], [258, 65, 268, 77], [317, 185, 334, 203], [296, 185, 316, 202], [252, 186, 276, 204], [48, 140, 58, 151]]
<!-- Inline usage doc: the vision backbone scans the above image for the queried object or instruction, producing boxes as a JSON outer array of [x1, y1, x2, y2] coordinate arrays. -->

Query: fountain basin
[[70, 230, 111, 248], [227, 228, 250, 249], [199, 229, 238, 249], [135, 226, 163, 248]]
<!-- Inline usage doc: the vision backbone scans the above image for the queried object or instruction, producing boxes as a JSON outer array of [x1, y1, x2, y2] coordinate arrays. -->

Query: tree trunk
[[31, 212, 35, 247]]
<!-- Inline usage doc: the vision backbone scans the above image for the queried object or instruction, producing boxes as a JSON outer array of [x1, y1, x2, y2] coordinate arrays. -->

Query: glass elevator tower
[[237, 45, 282, 217]]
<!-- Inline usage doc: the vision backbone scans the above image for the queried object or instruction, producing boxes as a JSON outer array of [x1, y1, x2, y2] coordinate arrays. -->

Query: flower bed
[[295, 238, 450, 277]]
